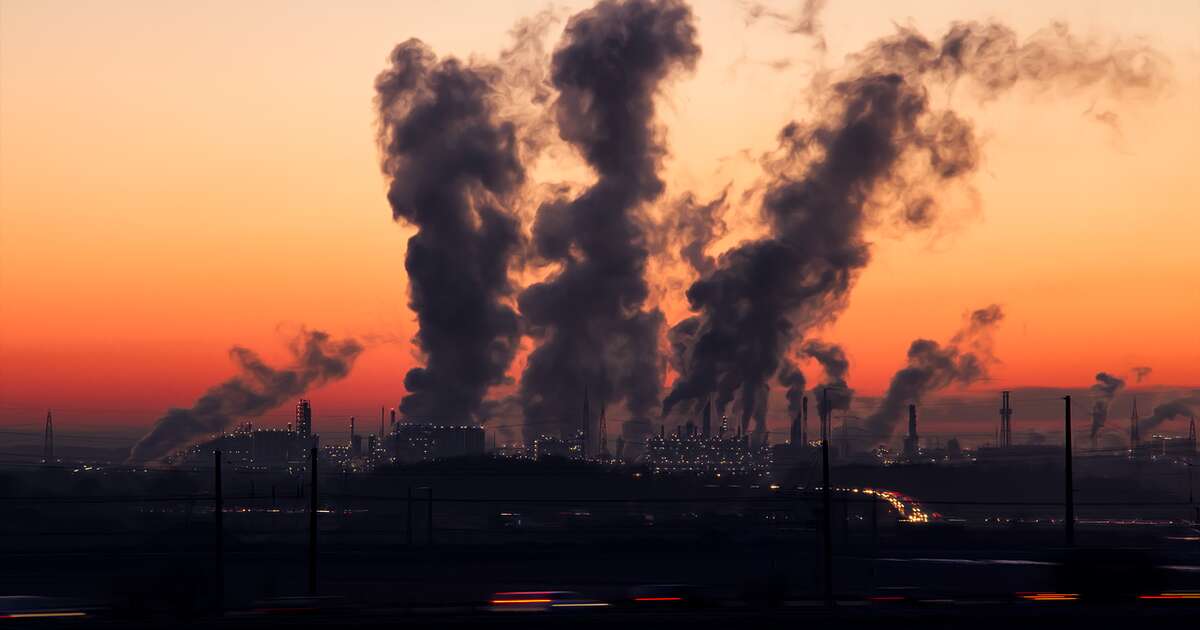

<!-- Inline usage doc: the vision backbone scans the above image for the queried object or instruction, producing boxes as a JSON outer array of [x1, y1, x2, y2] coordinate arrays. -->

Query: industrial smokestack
[[129, 330, 362, 463]]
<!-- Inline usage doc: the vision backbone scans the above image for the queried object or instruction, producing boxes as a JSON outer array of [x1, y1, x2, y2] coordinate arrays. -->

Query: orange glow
[[1138, 593, 1200, 600], [1, 1, 1196, 434], [1018, 592, 1079, 601], [490, 599, 552, 605], [0, 612, 88, 619]]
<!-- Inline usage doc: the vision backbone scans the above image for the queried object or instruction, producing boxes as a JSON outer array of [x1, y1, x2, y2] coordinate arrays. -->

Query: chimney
[[903, 404, 919, 459], [802, 395, 809, 445]]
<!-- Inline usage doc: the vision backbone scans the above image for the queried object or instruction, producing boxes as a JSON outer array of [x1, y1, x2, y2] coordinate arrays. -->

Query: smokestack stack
[[702, 397, 712, 437], [390, 408, 396, 427], [43, 409, 53, 464], [1000, 391, 1013, 448], [582, 387, 590, 459], [903, 404, 920, 458], [802, 396, 809, 445], [790, 404, 801, 446], [1131, 397, 1140, 448]]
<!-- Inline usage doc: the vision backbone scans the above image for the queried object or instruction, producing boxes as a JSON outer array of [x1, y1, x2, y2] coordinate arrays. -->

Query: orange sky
[[1, 0, 1197, 435]]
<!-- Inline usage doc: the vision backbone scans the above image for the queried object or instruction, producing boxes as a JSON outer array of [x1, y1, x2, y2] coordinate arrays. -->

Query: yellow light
[[0, 612, 88, 619]]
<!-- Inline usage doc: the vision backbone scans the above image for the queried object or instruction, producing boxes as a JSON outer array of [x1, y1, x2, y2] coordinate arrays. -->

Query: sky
[[1, 0, 1198, 440]]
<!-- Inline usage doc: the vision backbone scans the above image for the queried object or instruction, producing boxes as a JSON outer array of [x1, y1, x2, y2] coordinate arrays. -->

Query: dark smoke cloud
[[1088, 371, 1125, 438], [802, 339, 853, 413], [663, 19, 1166, 435], [1132, 366, 1153, 383], [517, 0, 701, 441], [1140, 396, 1200, 433], [863, 305, 1004, 445], [777, 359, 806, 418], [129, 331, 363, 462], [375, 39, 526, 424]]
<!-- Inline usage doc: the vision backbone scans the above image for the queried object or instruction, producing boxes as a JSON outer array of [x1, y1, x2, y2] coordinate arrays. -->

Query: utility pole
[[822, 387, 834, 608], [1063, 396, 1074, 547], [214, 450, 223, 610], [308, 447, 318, 595]]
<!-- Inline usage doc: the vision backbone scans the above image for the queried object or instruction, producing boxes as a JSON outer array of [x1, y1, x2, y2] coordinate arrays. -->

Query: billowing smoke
[[1132, 366, 1153, 383], [803, 340, 853, 415], [777, 359, 806, 418], [129, 331, 363, 462], [672, 191, 729, 276], [663, 19, 1166, 437], [863, 305, 1004, 445], [517, 0, 701, 440], [1089, 371, 1125, 438], [1141, 396, 1200, 433], [375, 39, 525, 424]]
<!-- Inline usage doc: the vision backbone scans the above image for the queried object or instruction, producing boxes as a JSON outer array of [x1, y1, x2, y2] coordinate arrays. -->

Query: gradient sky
[[1, 0, 1197, 437]]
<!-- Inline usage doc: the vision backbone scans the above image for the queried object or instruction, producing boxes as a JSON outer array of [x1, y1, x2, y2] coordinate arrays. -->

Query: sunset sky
[[1, 0, 1197, 438]]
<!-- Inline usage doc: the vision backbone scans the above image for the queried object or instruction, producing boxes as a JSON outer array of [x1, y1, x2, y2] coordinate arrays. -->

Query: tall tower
[[43, 410, 54, 463], [598, 402, 610, 459], [801, 396, 809, 445], [701, 398, 712, 437], [719, 414, 729, 437], [903, 404, 920, 458], [1000, 391, 1013, 448], [1130, 397, 1140, 449], [296, 399, 312, 440], [1189, 415, 1197, 453], [581, 387, 590, 459], [380, 407, 385, 440], [790, 404, 802, 446]]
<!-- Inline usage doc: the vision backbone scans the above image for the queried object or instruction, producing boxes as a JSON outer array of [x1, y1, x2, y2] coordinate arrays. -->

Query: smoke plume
[[803, 339, 853, 415], [1088, 371, 1125, 438], [129, 330, 363, 462], [663, 19, 1166, 436], [1140, 396, 1200, 433], [863, 305, 1004, 445], [375, 39, 526, 424], [1132, 366, 1153, 383], [517, 0, 701, 441]]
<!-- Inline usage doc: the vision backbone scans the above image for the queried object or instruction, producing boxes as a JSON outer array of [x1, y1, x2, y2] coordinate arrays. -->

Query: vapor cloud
[[375, 38, 526, 424], [517, 0, 701, 445], [1132, 366, 1153, 383], [129, 330, 363, 462], [863, 305, 1004, 446], [663, 18, 1166, 441], [1140, 396, 1200, 433], [1088, 371, 1125, 438]]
